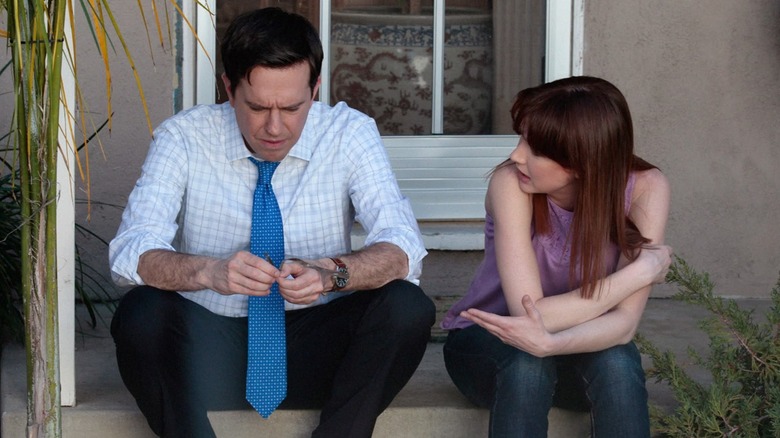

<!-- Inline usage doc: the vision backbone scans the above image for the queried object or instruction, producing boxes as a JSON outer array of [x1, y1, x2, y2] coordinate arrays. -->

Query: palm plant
[[1, 120, 119, 345], [1, 1, 204, 436]]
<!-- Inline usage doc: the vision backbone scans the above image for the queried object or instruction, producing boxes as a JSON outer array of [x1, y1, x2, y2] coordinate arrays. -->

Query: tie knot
[[249, 158, 279, 186]]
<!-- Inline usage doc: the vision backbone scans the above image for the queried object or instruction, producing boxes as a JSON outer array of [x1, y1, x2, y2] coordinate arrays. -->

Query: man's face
[[223, 62, 320, 162]]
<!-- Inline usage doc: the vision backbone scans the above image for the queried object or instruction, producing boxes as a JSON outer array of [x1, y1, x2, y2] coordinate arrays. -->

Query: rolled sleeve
[[347, 120, 426, 283], [366, 218, 426, 285], [109, 232, 175, 286], [109, 124, 187, 286]]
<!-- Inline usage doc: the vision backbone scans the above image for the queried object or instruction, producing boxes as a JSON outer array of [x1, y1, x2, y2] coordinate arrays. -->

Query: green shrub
[[0, 171, 24, 343], [0, 169, 118, 344], [637, 257, 780, 437]]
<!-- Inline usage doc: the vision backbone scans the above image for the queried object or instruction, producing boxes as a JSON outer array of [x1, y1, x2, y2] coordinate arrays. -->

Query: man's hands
[[139, 243, 409, 305], [206, 252, 331, 305], [277, 258, 334, 305], [206, 250, 281, 297]]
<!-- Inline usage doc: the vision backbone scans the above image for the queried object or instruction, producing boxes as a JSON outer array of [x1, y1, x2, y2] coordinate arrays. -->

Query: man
[[109, 7, 435, 438]]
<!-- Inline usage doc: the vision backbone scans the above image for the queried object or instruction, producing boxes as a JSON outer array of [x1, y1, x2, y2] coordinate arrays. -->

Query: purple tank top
[[440, 173, 637, 330]]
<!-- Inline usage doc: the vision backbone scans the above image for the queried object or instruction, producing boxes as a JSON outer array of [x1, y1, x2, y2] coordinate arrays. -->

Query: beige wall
[[70, 1, 175, 299], [583, 0, 780, 297], [2, 1, 778, 298]]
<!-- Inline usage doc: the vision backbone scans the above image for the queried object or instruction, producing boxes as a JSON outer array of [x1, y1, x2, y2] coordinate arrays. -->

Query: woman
[[441, 76, 672, 437]]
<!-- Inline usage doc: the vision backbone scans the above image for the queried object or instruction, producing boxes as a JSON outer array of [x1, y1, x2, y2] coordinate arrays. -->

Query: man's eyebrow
[[281, 102, 305, 110], [245, 99, 306, 110]]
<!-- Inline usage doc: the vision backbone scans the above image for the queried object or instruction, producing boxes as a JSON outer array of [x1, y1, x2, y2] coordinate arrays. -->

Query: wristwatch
[[329, 257, 350, 290]]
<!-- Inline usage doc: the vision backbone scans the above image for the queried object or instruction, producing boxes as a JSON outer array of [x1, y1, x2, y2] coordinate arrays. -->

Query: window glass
[[329, 1, 545, 135]]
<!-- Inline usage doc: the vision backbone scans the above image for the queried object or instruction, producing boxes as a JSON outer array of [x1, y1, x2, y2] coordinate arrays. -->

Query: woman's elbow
[[618, 321, 641, 345]]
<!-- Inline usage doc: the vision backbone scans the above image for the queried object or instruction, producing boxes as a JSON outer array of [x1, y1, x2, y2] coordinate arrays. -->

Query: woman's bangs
[[523, 103, 571, 167]]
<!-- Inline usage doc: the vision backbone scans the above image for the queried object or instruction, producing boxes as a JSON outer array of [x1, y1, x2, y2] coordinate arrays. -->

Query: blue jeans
[[443, 324, 649, 438]]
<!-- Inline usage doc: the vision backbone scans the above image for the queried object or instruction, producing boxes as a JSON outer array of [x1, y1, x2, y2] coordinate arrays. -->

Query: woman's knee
[[587, 342, 644, 380], [445, 326, 556, 407], [497, 349, 557, 395], [580, 343, 647, 399]]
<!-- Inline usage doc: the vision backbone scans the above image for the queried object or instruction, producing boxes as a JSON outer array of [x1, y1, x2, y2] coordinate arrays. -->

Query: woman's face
[[509, 136, 578, 210]]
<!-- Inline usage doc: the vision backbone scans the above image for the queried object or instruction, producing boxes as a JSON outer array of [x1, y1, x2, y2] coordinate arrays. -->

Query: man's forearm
[[137, 249, 216, 292], [331, 242, 409, 291]]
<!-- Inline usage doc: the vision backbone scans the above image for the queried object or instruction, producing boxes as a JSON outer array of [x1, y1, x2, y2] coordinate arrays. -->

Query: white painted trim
[[571, 0, 585, 75], [382, 134, 517, 148], [352, 220, 485, 251], [196, 1, 217, 105], [431, 0, 445, 134], [382, 135, 516, 220], [181, 0, 196, 109], [319, 0, 332, 105], [58, 15, 76, 407], [546, 0, 573, 81]]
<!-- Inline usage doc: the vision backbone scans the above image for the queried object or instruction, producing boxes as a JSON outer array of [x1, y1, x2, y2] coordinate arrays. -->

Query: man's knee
[[111, 286, 179, 347], [376, 280, 436, 334]]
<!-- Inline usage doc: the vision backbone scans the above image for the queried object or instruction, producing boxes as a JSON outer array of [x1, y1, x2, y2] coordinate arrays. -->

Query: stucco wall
[[0, 2, 174, 299], [68, 1, 175, 300], [2, 1, 778, 298], [583, 0, 780, 297]]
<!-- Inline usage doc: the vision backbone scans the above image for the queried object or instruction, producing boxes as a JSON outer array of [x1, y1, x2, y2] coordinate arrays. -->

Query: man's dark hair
[[221, 7, 323, 94]]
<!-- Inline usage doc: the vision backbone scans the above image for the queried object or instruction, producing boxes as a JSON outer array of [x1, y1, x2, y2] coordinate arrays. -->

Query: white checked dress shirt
[[109, 101, 426, 317]]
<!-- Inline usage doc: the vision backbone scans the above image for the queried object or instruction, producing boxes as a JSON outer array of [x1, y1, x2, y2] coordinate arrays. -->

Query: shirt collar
[[223, 104, 252, 162]]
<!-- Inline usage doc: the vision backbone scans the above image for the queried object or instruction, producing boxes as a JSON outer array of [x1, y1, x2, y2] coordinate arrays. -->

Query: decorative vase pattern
[[330, 8, 493, 135]]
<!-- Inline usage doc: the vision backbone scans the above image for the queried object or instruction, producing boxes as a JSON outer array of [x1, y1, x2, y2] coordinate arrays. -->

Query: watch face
[[331, 258, 349, 289]]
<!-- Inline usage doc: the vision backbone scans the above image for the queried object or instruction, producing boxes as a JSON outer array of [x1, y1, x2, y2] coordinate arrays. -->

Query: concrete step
[[1, 339, 589, 437]]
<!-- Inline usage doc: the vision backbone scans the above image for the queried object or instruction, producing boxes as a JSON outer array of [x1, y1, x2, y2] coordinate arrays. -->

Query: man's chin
[[252, 146, 291, 162]]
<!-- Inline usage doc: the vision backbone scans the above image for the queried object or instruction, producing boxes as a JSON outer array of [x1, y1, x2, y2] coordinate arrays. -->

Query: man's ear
[[311, 76, 322, 99], [222, 73, 234, 103]]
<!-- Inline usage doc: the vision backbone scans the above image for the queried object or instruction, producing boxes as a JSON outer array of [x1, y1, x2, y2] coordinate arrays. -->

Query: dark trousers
[[111, 280, 435, 438]]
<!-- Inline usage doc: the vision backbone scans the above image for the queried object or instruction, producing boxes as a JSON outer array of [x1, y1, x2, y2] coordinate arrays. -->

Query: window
[[180, 0, 581, 220]]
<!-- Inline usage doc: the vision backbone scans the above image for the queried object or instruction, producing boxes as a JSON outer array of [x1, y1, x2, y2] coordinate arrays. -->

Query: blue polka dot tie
[[246, 158, 286, 418]]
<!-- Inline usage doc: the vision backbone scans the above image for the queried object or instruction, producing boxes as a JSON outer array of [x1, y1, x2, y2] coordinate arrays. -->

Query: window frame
[[179, 0, 584, 220]]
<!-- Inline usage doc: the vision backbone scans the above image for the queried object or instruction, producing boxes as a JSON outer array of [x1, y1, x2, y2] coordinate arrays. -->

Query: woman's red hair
[[508, 76, 655, 299]]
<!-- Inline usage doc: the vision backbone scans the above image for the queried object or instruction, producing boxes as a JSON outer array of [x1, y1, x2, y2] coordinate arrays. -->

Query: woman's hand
[[461, 295, 559, 357], [638, 244, 673, 284]]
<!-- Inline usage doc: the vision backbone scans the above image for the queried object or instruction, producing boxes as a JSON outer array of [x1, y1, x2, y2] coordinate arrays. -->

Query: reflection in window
[[331, 2, 492, 135]]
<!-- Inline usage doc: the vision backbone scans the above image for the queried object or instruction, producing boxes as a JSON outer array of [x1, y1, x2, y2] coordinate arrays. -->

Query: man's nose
[[265, 109, 282, 135]]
